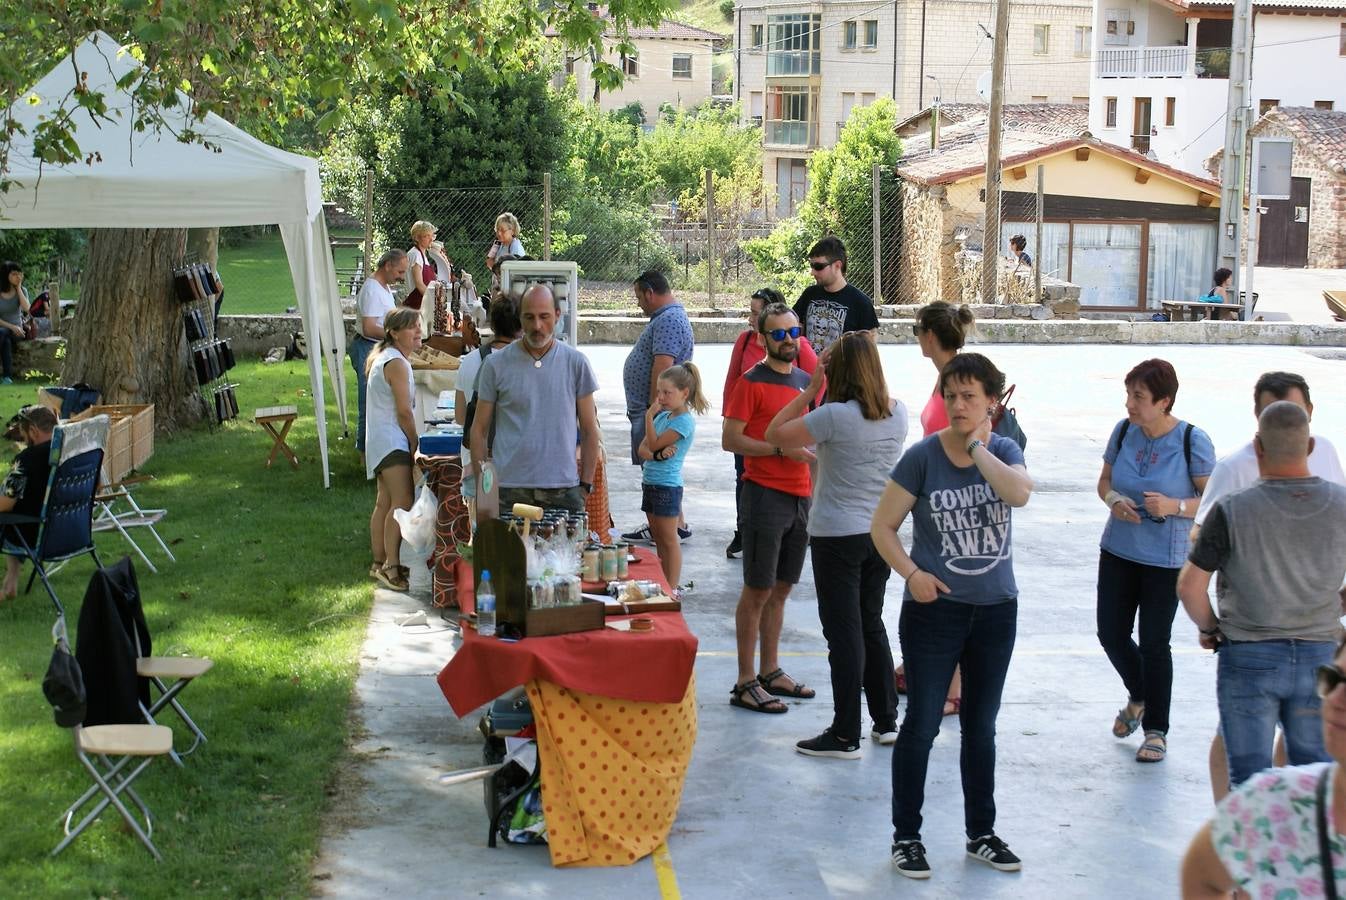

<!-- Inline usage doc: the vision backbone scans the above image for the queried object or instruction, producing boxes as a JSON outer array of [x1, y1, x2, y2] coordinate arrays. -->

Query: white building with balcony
[[1089, 0, 1346, 175], [735, 0, 1093, 218]]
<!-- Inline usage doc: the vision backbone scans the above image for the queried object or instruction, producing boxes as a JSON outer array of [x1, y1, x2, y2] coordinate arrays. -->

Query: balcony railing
[[1097, 46, 1190, 78], [766, 50, 820, 76], [765, 119, 820, 148]]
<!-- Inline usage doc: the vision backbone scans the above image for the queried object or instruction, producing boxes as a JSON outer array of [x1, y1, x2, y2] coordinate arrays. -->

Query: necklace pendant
[[534, 359, 542, 368]]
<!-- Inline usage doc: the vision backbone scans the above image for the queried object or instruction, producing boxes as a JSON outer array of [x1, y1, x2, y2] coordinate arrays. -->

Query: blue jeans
[[892, 597, 1017, 842], [1218, 639, 1334, 787], [348, 335, 376, 452]]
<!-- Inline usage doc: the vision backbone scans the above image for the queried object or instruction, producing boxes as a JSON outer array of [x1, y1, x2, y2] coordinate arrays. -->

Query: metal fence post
[[705, 169, 716, 308], [1035, 165, 1044, 303], [543, 172, 552, 261], [363, 169, 375, 274], [871, 164, 884, 303]]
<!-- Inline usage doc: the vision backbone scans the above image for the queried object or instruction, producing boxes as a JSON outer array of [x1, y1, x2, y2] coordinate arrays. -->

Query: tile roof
[[1255, 106, 1346, 174], [896, 103, 1089, 136], [1187, 0, 1346, 8], [896, 122, 1221, 195]]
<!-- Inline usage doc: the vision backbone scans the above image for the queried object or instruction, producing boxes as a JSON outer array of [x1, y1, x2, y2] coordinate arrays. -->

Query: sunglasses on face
[[766, 326, 802, 341], [1317, 664, 1346, 699], [809, 260, 836, 271], [911, 324, 925, 336]]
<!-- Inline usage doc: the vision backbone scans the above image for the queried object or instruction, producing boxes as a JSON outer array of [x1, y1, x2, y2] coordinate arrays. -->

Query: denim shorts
[[641, 483, 683, 518]]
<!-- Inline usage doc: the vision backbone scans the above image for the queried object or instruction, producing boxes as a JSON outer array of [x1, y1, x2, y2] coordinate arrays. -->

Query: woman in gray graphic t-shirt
[[0, 261, 31, 383], [871, 352, 1033, 878]]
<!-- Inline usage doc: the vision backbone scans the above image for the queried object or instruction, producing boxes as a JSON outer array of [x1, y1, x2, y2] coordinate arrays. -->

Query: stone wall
[[1240, 120, 1346, 268]]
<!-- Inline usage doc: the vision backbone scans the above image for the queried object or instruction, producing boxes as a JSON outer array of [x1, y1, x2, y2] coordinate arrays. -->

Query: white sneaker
[[870, 728, 897, 745]]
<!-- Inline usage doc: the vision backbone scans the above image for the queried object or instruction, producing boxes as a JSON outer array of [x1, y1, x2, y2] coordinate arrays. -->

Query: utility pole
[[981, 0, 1011, 306], [1217, 0, 1254, 319]]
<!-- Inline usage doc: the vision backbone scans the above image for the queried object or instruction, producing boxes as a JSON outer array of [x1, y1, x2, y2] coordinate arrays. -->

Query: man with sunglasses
[[0, 405, 57, 600], [722, 303, 818, 713], [1177, 401, 1346, 789], [794, 236, 878, 353]]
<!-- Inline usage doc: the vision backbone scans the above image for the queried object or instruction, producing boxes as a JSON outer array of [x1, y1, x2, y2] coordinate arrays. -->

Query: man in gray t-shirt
[[1179, 401, 1346, 787], [471, 284, 600, 514]]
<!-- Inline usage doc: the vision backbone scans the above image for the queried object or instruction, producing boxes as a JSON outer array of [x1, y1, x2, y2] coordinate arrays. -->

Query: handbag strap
[[1318, 765, 1340, 900]]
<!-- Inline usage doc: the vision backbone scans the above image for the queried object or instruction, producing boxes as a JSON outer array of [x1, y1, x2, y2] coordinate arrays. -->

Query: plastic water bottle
[[476, 570, 496, 637]]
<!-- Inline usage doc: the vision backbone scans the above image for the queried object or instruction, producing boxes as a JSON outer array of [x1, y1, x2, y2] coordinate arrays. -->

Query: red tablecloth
[[437, 548, 697, 716]]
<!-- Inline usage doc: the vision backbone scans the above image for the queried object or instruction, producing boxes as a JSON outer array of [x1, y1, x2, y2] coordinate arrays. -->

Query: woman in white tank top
[[366, 306, 422, 591]]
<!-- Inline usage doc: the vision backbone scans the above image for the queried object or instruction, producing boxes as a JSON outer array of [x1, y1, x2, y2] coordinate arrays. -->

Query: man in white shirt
[[1193, 371, 1345, 802], [349, 249, 408, 454]]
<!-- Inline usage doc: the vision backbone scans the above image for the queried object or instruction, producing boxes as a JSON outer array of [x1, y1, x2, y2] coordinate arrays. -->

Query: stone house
[[1208, 106, 1346, 268], [895, 114, 1222, 310]]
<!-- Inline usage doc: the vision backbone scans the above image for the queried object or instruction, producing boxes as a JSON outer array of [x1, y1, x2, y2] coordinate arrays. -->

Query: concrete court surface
[[316, 339, 1346, 899], [1246, 266, 1344, 325]]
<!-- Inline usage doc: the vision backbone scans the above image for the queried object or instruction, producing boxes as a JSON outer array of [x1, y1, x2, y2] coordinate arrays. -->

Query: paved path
[[316, 341, 1346, 898]]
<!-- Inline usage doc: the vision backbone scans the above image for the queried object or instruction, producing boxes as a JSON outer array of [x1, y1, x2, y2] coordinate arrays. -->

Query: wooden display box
[[426, 334, 465, 357], [471, 518, 604, 638], [72, 403, 155, 483]]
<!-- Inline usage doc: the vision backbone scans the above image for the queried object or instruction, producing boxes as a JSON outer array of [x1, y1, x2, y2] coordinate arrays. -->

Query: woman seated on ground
[[366, 307, 423, 592], [0, 262, 32, 385]]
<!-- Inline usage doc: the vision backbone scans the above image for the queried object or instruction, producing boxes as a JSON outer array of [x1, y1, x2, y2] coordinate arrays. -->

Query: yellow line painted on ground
[[653, 841, 681, 899]]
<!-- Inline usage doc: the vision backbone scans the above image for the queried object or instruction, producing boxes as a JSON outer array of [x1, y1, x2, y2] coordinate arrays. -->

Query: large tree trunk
[[62, 228, 207, 432]]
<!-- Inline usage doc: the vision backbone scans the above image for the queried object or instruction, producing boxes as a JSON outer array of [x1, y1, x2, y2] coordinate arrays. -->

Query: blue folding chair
[[0, 415, 109, 611]]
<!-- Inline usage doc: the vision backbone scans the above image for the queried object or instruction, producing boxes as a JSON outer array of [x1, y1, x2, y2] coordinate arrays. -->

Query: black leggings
[[0, 328, 16, 378]]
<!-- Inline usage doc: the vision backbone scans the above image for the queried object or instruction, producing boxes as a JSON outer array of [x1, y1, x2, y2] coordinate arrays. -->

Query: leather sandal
[[374, 564, 409, 592], [1136, 730, 1167, 763], [1112, 702, 1145, 739], [758, 668, 816, 699], [730, 679, 787, 714]]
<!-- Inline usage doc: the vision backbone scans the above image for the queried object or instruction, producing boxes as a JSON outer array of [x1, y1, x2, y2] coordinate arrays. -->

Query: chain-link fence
[[327, 162, 1064, 315]]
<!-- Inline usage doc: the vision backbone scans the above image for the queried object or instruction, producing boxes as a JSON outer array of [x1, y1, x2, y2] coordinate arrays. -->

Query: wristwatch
[[966, 439, 985, 456], [1177, 499, 1187, 517], [773, 446, 783, 457], [579, 481, 593, 495]]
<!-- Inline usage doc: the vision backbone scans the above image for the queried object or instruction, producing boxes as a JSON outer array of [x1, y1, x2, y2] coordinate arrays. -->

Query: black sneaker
[[795, 729, 861, 759], [621, 524, 654, 545], [891, 840, 931, 879], [677, 525, 692, 543], [966, 834, 1022, 872], [725, 532, 742, 558]]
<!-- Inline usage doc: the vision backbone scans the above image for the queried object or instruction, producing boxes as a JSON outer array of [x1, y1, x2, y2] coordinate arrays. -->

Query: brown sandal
[[374, 564, 409, 592], [758, 668, 816, 699], [730, 679, 787, 714]]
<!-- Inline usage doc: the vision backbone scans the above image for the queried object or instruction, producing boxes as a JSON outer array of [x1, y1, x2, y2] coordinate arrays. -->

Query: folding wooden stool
[[254, 405, 299, 469], [53, 724, 174, 861]]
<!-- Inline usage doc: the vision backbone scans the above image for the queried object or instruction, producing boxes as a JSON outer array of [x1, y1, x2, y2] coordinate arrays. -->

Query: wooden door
[[1258, 176, 1311, 267], [1132, 98, 1152, 153]]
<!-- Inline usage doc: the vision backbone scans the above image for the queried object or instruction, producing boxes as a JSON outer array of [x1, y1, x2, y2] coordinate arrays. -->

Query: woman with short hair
[[1096, 358, 1214, 763], [872, 352, 1033, 879]]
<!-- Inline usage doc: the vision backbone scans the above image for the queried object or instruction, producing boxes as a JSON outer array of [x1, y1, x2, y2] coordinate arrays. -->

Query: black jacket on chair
[[75, 557, 151, 726]]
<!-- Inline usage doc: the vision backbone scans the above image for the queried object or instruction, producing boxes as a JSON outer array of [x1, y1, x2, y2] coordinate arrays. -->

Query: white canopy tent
[[1, 31, 348, 487]]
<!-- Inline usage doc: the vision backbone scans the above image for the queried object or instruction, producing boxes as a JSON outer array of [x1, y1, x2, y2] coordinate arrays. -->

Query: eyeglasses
[[766, 326, 802, 341], [809, 260, 834, 271], [911, 324, 925, 336], [1317, 664, 1346, 699]]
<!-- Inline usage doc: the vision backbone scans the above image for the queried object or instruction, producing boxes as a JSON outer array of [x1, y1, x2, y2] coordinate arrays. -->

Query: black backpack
[[1113, 419, 1194, 470]]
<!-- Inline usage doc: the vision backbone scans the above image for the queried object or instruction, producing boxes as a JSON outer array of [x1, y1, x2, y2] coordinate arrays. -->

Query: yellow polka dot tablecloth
[[525, 674, 698, 867]]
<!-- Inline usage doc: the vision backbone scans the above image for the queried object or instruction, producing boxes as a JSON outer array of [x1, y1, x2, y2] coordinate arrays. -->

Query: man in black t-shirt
[[0, 405, 56, 600], [793, 235, 879, 353]]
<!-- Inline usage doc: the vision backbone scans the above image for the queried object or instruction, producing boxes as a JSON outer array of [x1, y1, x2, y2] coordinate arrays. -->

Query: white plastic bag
[[393, 486, 437, 555], [401, 538, 434, 600]]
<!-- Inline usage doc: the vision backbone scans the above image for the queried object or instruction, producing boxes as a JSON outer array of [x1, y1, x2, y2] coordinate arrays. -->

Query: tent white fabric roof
[[1, 31, 347, 487]]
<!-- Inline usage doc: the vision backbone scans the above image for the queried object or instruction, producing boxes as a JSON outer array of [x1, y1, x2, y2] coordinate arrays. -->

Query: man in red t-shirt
[[722, 303, 818, 714]]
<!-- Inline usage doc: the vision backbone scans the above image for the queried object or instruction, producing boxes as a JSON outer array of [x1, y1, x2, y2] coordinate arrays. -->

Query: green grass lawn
[[217, 229, 364, 315], [0, 361, 374, 896]]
